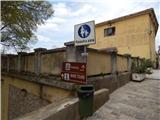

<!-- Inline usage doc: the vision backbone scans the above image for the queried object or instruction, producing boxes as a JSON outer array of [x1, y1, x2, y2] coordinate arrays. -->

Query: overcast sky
[[33, 0, 160, 51]]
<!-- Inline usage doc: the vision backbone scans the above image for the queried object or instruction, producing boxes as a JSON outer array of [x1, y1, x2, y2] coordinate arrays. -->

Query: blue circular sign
[[78, 24, 91, 38]]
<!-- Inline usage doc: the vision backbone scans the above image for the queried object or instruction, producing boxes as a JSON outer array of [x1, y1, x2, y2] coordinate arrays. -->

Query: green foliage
[[132, 62, 146, 74], [144, 59, 154, 68], [131, 58, 153, 74], [131, 60, 137, 70], [1, 1, 54, 52]]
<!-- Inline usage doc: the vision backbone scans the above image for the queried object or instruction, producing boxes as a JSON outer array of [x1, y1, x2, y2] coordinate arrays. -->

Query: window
[[104, 27, 115, 36]]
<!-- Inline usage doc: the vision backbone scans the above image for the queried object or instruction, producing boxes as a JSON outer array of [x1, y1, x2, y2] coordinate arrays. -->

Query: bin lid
[[78, 85, 94, 93]]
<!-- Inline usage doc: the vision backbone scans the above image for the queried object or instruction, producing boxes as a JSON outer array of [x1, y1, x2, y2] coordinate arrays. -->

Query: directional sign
[[74, 21, 96, 46], [61, 62, 86, 84]]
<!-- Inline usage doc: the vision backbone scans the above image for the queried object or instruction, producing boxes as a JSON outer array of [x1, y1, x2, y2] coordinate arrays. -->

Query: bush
[[144, 59, 154, 68], [131, 58, 153, 74], [132, 62, 146, 74]]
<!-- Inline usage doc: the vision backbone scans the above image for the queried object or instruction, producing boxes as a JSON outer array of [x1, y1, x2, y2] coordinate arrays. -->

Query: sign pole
[[84, 45, 87, 63], [80, 45, 88, 84], [83, 45, 88, 85]]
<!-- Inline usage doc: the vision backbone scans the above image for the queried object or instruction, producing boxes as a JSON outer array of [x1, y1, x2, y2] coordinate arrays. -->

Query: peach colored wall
[[87, 51, 112, 76], [90, 14, 156, 61], [1, 75, 72, 120], [117, 55, 128, 72], [41, 51, 66, 75]]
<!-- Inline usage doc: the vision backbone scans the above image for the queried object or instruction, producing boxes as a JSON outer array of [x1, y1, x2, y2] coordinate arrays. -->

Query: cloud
[[37, 35, 52, 42], [71, 4, 96, 17], [54, 3, 71, 18], [48, 17, 66, 24], [54, 2, 96, 18], [38, 22, 59, 32], [37, 17, 67, 32], [35, 0, 160, 50]]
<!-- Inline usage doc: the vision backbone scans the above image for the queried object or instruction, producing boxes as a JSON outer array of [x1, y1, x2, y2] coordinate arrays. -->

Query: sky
[[32, 0, 160, 51]]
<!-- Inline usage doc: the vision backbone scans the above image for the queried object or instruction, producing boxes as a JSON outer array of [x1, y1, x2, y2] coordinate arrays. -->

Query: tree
[[1, 1, 54, 52]]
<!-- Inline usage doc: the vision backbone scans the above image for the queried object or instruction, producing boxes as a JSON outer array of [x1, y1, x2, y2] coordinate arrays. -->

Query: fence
[[1, 43, 143, 77]]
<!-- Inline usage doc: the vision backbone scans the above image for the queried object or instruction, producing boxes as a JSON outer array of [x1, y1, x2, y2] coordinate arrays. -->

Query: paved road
[[88, 79, 160, 120], [146, 69, 160, 80]]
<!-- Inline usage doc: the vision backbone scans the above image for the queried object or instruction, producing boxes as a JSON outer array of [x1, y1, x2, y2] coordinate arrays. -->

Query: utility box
[[77, 85, 94, 118]]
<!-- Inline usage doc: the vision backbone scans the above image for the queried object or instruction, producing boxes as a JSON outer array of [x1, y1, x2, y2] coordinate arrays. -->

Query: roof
[[96, 8, 159, 34]]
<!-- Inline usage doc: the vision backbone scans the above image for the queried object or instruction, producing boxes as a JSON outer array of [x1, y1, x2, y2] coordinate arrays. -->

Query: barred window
[[104, 27, 115, 36]]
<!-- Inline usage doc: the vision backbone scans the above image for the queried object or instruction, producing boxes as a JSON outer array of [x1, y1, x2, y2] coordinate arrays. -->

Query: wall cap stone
[[34, 48, 47, 52], [2, 72, 75, 91], [123, 54, 131, 57], [42, 47, 66, 54], [18, 52, 27, 55], [64, 41, 74, 46], [7, 54, 17, 56], [99, 47, 118, 54]]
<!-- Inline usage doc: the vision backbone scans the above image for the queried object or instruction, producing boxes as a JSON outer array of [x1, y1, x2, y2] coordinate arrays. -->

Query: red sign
[[61, 62, 86, 84]]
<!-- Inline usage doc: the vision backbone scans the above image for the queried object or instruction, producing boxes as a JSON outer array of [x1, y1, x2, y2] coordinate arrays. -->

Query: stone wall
[[8, 85, 49, 120], [88, 72, 131, 93], [117, 55, 128, 72], [117, 72, 131, 87], [1, 70, 132, 120], [87, 50, 112, 76], [1, 46, 142, 77], [1, 75, 74, 120], [14, 89, 109, 120], [1, 44, 143, 120], [23, 54, 35, 73], [41, 51, 66, 75]]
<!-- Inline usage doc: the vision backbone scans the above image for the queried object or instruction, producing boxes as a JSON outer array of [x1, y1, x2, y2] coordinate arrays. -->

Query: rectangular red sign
[[61, 62, 86, 84]]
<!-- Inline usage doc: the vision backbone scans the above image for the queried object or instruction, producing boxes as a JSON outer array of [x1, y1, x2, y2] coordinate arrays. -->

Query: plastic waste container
[[77, 85, 94, 118]]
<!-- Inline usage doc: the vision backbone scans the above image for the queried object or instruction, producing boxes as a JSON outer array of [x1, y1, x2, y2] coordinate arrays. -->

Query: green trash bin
[[77, 85, 94, 118]]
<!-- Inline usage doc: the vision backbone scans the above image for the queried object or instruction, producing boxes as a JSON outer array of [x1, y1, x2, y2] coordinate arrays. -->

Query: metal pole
[[84, 46, 87, 63], [84, 45, 88, 85]]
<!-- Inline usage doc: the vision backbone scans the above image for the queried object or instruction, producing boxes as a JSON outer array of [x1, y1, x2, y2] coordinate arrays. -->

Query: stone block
[[14, 89, 109, 120]]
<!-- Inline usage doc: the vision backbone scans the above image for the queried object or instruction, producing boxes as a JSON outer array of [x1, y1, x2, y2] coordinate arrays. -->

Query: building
[[90, 8, 159, 61]]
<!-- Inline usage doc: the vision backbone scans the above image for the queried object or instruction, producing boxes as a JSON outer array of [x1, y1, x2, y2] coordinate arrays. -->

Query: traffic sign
[[61, 62, 86, 84], [74, 21, 96, 46]]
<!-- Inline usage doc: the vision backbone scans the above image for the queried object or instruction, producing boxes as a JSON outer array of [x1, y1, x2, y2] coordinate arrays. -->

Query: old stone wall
[[87, 50, 112, 76], [117, 55, 128, 72], [1, 47, 140, 77], [8, 85, 49, 120], [41, 51, 66, 75], [1, 75, 74, 120], [23, 54, 35, 73], [1, 46, 143, 120], [88, 72, 131, 93], [14, 89, 109, 120]]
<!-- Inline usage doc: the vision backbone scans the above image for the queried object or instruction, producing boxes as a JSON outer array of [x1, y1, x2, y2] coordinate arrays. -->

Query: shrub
[[144, 59, 154, 68], [131, 58, 153, 74]]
